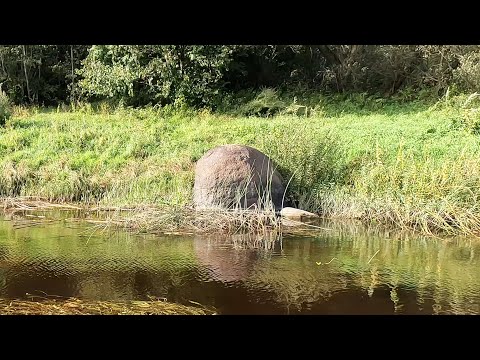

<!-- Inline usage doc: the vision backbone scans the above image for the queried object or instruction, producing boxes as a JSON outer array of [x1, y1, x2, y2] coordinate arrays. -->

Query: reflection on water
[[0, 214, 480, 314]]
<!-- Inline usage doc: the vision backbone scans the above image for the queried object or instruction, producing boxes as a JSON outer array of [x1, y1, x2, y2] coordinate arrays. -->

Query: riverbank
[[0, 197, 300, 236], [2, 93, 480, 235]]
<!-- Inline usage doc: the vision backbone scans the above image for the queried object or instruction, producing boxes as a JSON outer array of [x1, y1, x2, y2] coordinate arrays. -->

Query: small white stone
[[280, 207, 319, 219]]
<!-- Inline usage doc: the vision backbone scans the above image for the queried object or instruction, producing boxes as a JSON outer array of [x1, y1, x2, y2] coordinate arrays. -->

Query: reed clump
[[0, 197, 288, 235]]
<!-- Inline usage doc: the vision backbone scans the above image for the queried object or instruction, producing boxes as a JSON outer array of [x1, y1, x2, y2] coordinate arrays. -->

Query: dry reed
[[0, 297, 215, 315]]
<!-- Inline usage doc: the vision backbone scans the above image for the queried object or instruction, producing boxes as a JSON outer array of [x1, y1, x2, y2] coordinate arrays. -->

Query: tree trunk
[[0, 49, 5, 75], [318, 45, 341, 66], [22, 45, 32, 103], [70, 45, 75, 101]]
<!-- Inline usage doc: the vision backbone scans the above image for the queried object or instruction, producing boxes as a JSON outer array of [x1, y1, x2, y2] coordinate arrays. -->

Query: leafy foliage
[[1, 45, 480, 107], [0, 45, 88, 105], [78, 45, 236, 107], [0, 89, 11, 125]]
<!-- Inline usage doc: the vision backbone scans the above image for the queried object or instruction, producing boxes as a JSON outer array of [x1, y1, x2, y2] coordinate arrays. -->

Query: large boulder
[[193, 144, 285, 210]]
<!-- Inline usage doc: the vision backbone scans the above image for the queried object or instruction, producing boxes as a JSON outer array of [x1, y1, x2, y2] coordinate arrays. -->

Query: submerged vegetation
[[0, 297, 214, 315]]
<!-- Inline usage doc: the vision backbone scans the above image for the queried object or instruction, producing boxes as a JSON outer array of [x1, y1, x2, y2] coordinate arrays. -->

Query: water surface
[[1, 213, 479, 314]]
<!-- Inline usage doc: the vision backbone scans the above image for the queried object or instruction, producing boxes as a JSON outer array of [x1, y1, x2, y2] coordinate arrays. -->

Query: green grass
[[2, 92, 480, 234]]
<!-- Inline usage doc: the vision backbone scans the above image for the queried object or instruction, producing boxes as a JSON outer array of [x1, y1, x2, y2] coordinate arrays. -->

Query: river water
[[0, 212, 479, 315]]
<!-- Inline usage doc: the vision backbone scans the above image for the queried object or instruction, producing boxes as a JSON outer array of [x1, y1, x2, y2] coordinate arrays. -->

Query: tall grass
[[3, 92, 480, 234]]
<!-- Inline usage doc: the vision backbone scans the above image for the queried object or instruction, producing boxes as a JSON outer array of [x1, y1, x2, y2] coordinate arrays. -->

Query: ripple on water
[[2, 215, 480, 314]]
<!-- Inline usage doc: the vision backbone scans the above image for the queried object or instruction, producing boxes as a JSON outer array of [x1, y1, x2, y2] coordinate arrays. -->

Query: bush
[[78, 45, 236, 108], [237, 88, 286, 117], [453, 51, 480, 92], [0, 90, 12, 126]]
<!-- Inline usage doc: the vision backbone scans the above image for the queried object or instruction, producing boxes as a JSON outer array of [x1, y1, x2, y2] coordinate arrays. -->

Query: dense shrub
[[77, 45, 236, 107], [2, 45, 480, 108], [0, 89, 12, 126]]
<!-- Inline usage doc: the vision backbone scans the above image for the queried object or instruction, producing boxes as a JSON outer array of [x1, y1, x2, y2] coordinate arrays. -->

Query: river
[[0, 211, 479, 314]]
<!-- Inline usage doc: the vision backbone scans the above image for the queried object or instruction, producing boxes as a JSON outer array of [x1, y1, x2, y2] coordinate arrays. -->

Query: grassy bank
[[2, 92, 480, 234]]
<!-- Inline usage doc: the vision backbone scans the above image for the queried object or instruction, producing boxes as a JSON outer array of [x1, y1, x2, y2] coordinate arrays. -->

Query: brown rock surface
[[193, 145, 285, 210]]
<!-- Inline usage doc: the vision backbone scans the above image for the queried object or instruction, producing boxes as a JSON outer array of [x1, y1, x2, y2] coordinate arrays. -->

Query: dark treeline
[[0, 45, 88, 105], [1, 45, 480, 108]]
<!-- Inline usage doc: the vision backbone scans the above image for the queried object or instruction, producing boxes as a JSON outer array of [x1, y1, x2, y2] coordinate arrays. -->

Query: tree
[[0, 45, 88, 105], [78, 45, 237, 107]]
